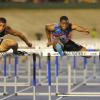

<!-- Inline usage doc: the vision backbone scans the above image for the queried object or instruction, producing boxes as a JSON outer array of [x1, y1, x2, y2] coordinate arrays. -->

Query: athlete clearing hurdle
[[0, 17, 32, 55], [45, 16, 90, 56]]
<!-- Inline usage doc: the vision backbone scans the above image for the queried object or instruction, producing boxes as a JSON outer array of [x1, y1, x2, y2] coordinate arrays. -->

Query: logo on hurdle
[[43, 51, 100, 56]]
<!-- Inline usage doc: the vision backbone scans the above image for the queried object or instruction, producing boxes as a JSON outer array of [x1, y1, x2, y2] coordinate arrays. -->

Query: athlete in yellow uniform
[[0, 17, 32, 54]]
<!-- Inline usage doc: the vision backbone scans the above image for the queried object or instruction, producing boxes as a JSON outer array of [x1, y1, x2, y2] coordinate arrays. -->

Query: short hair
[[60, 16, 69, 22], [0, 17, 7, 24]]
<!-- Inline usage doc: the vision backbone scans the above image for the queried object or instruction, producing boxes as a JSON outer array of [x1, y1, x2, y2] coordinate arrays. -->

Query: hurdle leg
[[3, 55, 7, 95], [68, 64, 71, 94], [0, 58, 2, 75], [48, 86, 51, 100], [33, 53, 36, 100], [93, 56, 96, 79], [15, 76, 17, 95], [8, 57, 12, 77], [33, 86, 36, 100], [8, 64, 11, 77], [93, 64, 96, 79], [16, 56, 19, 79], [55, 56, 59, 94], [14, 56, 18, 95], [83, 58, 87, 85], [56, 76, 59, 94], [47, 53, 51, 100], [73, 56, 77, 85], [27, 55, 31, 85], [3, 76, 7, 95], [38, 55, 42, 85], [73, 69, 76, 85], [38, 69, 42, 85], [83, 68, 87, 85]]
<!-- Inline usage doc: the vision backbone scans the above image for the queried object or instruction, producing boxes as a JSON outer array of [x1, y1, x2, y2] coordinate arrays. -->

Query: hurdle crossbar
[[0, 83, 30, 86], [58, 62, 100, 97], [0, 49, 99, 56]]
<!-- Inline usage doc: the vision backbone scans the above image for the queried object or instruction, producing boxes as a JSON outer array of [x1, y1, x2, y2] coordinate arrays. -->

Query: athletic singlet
[[0, 29, 5, 43], [51, 23, 72, 44], [0, 29, 5, 37]]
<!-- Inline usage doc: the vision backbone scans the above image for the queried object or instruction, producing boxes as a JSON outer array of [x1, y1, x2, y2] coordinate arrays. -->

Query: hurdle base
[[58, 92, 100, 97], [0, 93, 7, 96], [55, 92, 60, 96], [0, 83, 30, 86], [73, 83, 77, 86], [16, 92, 56, 96], [40, 83, 73, 86], [86, 83, 100, 86], [93, 76, 97, 79], [3, 92, 8, 96], [15, 93, 18, 96], [83, 83, 86, 86]]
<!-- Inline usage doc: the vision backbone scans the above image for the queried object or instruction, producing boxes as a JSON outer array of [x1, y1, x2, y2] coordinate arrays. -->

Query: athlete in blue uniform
[[45, 16, 90, 56]]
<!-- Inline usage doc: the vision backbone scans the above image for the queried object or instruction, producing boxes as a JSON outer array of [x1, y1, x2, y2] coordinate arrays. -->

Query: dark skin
[[0, 22, 32, 53], [6, 27, 32, 47], [45, 19, 92, 58], [45, 20, 90, 51]]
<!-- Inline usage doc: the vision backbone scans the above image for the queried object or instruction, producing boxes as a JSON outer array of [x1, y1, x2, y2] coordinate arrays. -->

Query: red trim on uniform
[[52, 33, 65, 37]]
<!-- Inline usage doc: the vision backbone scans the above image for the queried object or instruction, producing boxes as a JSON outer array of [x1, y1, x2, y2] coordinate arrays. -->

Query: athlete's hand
[[47, 41, 53, 47], [85, 29, 90, 35], [27, 42, 32, 47], [47, 42, 51, 47]]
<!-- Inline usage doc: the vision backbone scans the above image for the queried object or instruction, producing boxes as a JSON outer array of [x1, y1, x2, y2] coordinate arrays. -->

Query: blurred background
[[0, 0, 100, 49], [0, 0, 100, 3]]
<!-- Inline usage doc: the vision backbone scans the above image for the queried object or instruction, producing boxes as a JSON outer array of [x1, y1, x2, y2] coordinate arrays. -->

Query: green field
[[0, 9, 100, 41]]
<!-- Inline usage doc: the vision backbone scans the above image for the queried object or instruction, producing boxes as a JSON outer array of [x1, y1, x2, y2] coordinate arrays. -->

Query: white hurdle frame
[[57, 52, 100, 97], [0, 53, 31, 96], [12, 49, 100, 99], [0, 49, 100, 99], [85, 56, 100, 86]]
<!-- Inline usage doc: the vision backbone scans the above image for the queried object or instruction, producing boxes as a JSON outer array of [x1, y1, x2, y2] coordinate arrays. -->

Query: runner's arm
[[6, 26, 32, 47], [72, 24, 90, 34], [45, 24, 55, 46]]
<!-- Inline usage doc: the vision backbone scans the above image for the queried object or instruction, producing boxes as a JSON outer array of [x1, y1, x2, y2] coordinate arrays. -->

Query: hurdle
[[0, 55, 9, 96], [16, 52, 56, 100], [0, 53, 32, 97], [0, 55, 31, 86], [85, 56, 100, 86], [38, 53, 98, 85], [58, 65, 100, 97], [57, 51, 100, 97], [77, 49, 100, 86], [1, 50, 100, 99], [41, 50, 100, 97], [0, 54, 31, 95], [13, 50, 100, 99], [16, 55, 31, 86], [0, 55, 8, 95], [0, 58, 31, 85], [32, 51, 73, 87]]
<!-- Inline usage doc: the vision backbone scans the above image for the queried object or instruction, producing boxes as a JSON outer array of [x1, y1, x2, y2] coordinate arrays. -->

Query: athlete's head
[[0, 17, 6, 32], [59, 16, 69, 30]]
